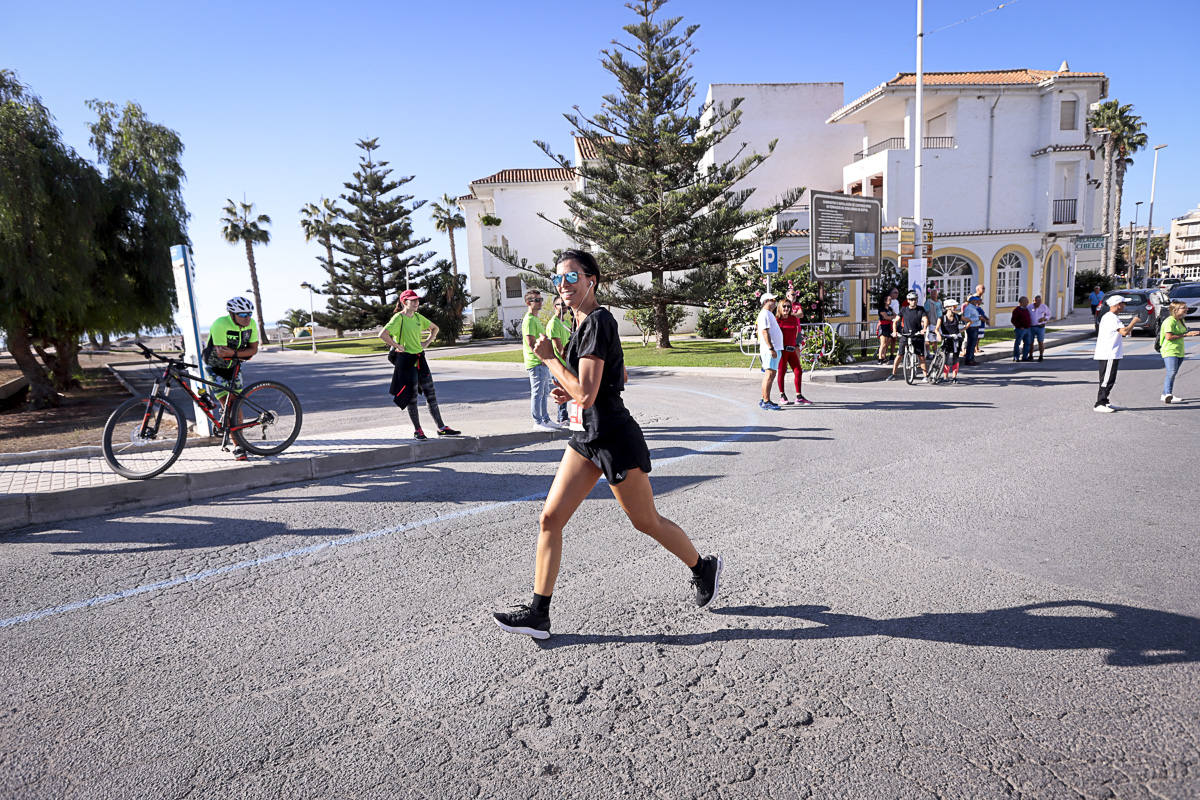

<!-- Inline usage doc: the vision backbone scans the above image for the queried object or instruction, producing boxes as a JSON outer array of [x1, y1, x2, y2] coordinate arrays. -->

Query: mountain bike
[[929, 332, 963, 385], [896, 331, 923, 385], [102, 343, 302, 479]]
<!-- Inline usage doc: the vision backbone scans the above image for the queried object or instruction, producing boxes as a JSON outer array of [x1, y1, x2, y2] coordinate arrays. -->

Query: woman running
[[493, 250, 722, 640], [935, 299, 969, 384], [775, 298, 811, 405], [380, 289, 460, 440]]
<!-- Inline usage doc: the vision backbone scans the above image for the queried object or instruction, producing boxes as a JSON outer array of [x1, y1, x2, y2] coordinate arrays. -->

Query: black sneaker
[[493, 605, 551, 640], [691, 554, 723, 608], [413, 429, 428, 440], [232, 446, 247, 461], [437, 426, 461, 436]]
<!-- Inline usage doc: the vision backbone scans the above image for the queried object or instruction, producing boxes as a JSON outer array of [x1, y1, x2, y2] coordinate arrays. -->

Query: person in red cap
[[380, 289, 460, 439]]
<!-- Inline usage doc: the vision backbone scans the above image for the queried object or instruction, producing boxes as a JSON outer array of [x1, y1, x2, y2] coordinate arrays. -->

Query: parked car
[[1166, 282, 1200, 320], [1094, 289, 1160, 336], [1159, 277, 1183, 289]]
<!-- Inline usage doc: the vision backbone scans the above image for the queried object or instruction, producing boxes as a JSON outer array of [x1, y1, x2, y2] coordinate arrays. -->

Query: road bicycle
[[896, 331, 924, 385], [928, 332, 964, 385], [101, 342, 302, 479]]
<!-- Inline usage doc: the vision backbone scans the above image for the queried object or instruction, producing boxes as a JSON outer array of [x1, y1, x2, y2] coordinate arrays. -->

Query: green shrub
[[470, 313, 503, 339], [625, 305, 687, 346], [1074, 269, 1114, 305]]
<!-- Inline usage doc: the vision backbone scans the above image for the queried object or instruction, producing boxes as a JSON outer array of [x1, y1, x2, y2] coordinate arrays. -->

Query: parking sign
[[761, 246, 779, 274]]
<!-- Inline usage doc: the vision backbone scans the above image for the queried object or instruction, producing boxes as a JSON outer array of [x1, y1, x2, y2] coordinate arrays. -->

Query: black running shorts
[[568, 420, 652, 485]]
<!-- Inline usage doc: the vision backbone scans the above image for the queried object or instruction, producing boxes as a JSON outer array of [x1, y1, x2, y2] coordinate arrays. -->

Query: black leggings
[[407, 370, 445, 430], [390, 352, 445, 431]]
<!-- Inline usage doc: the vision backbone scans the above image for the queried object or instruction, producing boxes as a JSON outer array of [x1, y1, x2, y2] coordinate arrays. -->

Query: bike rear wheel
[[231, 381, 303, 456], [102, 396, 187, 479], [903, 347, 917, 385]]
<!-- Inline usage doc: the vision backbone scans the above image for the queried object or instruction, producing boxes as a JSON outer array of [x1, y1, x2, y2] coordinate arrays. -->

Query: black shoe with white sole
[[493, 605, 551, 640], [691, 554, 723, 608]]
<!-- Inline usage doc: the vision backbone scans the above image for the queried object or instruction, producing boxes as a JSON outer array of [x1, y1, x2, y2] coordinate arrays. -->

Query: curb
[[0, 429, 565, 535]]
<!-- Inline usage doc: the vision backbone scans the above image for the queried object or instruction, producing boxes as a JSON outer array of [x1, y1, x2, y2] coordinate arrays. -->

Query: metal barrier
[[836, 321, 882, 361], [737, 322, 839, 371], [736, 325, 760, 370]]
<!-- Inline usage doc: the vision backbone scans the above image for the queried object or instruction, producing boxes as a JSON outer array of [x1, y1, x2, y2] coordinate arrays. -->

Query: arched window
[[995, 251, 1023, 305], [504, 276, 523, 299], [928, 254, 975, 303]]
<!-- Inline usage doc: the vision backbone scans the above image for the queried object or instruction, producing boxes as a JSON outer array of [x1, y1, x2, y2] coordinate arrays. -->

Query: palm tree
[[299, 196, 342, 284], [1088, 101, 1147, 275], [220, 198, 272, 342], [429, 193, 466, 277]]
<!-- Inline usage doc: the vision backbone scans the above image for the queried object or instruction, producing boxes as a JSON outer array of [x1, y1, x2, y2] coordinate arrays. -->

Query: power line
[[928, 0, 1023, 36]]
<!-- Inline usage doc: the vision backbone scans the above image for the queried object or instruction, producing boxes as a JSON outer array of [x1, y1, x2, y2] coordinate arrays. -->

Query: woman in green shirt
[[1160, 300, 1199, 403], [380, 289, 460, 439]]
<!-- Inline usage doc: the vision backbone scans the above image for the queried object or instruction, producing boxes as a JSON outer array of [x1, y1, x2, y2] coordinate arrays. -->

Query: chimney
[[1059, 60, 1070, 72]]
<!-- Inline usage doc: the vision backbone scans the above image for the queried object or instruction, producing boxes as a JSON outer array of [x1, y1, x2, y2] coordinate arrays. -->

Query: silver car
[[1095, 290, 1159, 336], [1167, 283, 1200, 320]]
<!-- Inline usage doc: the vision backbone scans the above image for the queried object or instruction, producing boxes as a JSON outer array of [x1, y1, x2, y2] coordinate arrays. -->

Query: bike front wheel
[[929, 350, 946, 384], [230, 381, 303, 456], [903, 348, 917, 385], [102, 397, 187, 479]]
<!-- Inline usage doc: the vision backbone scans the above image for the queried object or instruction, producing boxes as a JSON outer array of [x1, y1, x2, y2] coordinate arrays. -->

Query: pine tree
[[328, 138, 432, 329], [410, 259, 477, 344], [505, 0, 801, 348]]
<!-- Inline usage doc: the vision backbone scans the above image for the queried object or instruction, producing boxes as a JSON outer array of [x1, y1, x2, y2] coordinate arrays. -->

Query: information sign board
[[809, 191, 882, 280], [170, 245, 213, 437], [1075, 235, 1105, 251]]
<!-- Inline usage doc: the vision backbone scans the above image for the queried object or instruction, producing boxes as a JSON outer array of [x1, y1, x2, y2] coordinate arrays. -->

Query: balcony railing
[[851, 136, 956, 162], [1053, 198, 1078, 225]]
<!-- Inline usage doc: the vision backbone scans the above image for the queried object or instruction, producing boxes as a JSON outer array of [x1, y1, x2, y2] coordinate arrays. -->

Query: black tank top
[[940, 314, 961, 336]]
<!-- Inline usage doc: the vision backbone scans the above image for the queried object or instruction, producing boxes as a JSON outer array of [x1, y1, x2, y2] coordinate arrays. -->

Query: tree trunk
[[448, 228, 459, 277], [244, 238, 269, 343], [33, 335, 79, 391], [101, 331, 111, 348], [1112, 160, 1126, 279], [1100, 138, 1114, 275], [7, 323, 58, 408]]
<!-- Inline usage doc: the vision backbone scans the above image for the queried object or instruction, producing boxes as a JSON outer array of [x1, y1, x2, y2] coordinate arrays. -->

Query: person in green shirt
[[202, 296, 261, 460], [522, 289, 556, 430], [547, 297, 573, 424], [380, 289, 460, 439], [1160, 300, 1198, 403]]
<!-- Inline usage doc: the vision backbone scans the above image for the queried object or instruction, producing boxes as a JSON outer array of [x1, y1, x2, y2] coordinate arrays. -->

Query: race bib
[[567, 400, 585, 431]]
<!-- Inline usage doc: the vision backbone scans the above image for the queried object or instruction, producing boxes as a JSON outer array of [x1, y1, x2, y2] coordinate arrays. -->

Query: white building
[[1167, 205, 1200, 280], [820, 66, 1108, 324]]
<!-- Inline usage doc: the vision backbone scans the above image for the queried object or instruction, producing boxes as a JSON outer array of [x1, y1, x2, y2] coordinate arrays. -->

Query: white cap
[[943, 299, 958, 308], [1106, 295, 1127, 307], [760, 293, 777, 304]]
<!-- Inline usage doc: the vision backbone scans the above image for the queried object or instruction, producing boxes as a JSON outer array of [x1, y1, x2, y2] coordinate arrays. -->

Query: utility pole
[[1144, 144, 1167, 285], [913, 0, 925, 297]]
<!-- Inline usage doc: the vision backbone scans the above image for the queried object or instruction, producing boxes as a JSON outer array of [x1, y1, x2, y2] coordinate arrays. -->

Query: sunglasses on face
[[551, 271, 580, 288]]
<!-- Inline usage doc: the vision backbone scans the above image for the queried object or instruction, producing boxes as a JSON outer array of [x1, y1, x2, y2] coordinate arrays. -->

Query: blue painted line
[[1, 389, 756, 630]]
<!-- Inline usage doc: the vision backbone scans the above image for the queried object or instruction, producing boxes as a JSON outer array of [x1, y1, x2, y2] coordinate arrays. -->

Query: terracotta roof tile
[[888, 69, 1105, 87], [470, 168, 576, 185], [574, 136, 616, 160]]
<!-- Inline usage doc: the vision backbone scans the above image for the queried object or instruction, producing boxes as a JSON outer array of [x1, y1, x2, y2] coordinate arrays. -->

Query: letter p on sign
[[761, 246, 779, 274]]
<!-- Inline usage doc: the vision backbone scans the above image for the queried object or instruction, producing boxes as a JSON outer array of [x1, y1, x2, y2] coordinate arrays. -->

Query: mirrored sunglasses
[[551, 271, 580, 288]]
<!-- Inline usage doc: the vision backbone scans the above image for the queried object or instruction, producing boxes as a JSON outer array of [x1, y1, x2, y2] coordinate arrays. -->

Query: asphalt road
[[4, 339, 1199, 798]]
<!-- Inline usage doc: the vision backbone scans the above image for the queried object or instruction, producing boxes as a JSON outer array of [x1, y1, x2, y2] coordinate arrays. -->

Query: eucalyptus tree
[[220, 199, 272, 340], [429, 193, 466, 276], [497, 0, 800, 348]]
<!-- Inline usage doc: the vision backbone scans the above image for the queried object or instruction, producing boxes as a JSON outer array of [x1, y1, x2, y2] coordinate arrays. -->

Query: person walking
[[1029, 294, 1051, 361], [1159, 300, 1198, 403], [521, 290, 558, 431], [1011, 296, 1033, 362], [757, 293, 783, 410], [775, 298, 810, 405], [876, 288, 899, 362], [492, 250, 722, 640], [962, 296, 984, 365], [1093, 295, 1141, 413], [935, 299, 969, 383], [381, 289, 461, 439], [548, 297, 573, 424], [1088, 286, 1105, 316]]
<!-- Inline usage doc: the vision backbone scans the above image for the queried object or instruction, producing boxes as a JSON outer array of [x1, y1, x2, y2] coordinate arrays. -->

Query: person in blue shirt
[[1088, 286, 1105, 316], [962, 296, 984, 366]]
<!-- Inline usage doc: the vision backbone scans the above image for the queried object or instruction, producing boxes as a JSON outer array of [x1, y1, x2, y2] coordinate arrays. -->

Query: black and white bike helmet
[[226, 296, 255, 315]]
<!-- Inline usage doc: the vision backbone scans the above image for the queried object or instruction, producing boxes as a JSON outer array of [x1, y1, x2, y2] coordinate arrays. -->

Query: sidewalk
[[0, 415, 565, 534]]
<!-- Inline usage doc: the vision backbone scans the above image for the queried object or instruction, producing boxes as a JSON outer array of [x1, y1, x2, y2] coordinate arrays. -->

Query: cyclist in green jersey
[[202, 296, 260, 460]]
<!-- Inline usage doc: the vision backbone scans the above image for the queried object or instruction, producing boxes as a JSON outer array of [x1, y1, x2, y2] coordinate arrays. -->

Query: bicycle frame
[[137, 351, 261, 452]]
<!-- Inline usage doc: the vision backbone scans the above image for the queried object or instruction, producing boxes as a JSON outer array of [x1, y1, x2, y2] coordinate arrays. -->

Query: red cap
[[399, 289, 420, 302]]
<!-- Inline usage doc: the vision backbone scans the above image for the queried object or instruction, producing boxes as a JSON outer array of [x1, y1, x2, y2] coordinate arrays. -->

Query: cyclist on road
[[203, 296, 260, 460], [935, 299, 970, 384], [888, 291, 930, 383]]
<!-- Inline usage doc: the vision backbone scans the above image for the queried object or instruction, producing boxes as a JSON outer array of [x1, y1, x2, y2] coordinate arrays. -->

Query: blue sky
[[4, 0, 1195, 327]]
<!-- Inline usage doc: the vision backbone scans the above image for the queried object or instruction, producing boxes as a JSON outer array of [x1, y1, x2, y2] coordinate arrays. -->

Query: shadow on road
[[540, 600, 1199, 667]]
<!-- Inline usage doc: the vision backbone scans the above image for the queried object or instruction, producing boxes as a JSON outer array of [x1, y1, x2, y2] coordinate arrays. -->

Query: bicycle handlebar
[[132, 342, 195, 369]]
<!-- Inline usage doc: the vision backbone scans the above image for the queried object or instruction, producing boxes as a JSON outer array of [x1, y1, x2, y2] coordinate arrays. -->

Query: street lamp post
[[1144, 144, 1167, 284], [300, 281, 317, 354]]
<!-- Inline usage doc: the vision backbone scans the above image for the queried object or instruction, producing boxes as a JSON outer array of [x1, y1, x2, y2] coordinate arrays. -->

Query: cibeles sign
[[809, 191, 882, 281]]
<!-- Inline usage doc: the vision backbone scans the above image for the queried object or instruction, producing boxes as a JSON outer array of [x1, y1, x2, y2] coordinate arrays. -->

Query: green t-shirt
[[547, 315, 572, 368], [205, 315, 260, 370], [1161, 317, 1187, 359], [384, 311, 432, 354], [521, 312, 547, 369]]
